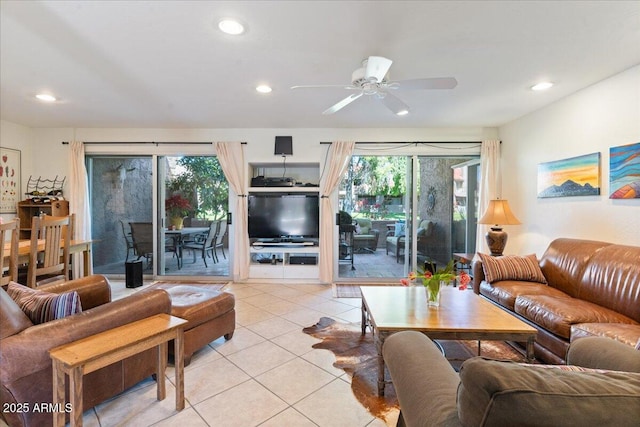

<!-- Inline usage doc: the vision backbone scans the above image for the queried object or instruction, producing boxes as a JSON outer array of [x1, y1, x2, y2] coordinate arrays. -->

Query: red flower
[[165, 194, 191, 217]]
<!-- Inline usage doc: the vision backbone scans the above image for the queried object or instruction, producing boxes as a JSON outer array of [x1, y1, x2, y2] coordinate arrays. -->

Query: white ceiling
[[1, 1, 639, 129]]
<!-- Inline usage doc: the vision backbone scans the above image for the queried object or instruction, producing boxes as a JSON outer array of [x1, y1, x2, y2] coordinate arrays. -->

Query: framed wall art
[[537, 153, 600, 198], [609, 142, 640, 199], [0, 147, 21, 213]]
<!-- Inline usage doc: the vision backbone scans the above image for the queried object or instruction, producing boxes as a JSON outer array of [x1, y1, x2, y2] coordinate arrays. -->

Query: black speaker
[[274, 136, 293, 156], [125, 260, 143, 288]]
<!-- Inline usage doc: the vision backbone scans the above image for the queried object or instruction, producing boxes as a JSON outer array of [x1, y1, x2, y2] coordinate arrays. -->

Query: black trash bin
[[125, 260, 143, 288]]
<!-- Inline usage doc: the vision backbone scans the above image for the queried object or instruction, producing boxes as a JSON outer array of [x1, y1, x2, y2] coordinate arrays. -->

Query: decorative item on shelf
[[165, 194, 191, 230], [401, 260, 471, 308], [477, 199, 521, 256]]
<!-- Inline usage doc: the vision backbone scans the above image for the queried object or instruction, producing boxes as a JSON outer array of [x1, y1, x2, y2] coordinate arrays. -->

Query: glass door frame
[[85, 145, 233, 281], [333, 144, 481, 283]]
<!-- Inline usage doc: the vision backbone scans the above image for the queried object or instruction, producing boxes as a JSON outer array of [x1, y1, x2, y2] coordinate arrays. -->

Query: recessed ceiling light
[[396, 109, 409, 116], [531, 82, 554, 91], [256, 85, 272, 93], [218, 19, 245, 35], [35, 93, 56, 102]]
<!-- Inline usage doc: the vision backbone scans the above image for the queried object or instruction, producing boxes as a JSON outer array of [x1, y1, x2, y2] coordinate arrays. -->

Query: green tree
[[167, 157, 228, 220], [340, 155, 407, 218]]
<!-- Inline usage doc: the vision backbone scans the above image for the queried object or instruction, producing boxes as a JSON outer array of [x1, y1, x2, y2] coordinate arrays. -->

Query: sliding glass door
[[88, 155, 153, 275], [336, 152, 479, 282], [88, 154, 230, 279], [159, 156, 230, 277]]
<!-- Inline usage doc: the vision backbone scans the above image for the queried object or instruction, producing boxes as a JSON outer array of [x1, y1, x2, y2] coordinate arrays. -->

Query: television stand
[[249, 244, 319, 280]]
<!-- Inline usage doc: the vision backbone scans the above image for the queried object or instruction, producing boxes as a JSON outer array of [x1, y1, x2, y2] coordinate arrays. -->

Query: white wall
[[499, 65, 640, 256]]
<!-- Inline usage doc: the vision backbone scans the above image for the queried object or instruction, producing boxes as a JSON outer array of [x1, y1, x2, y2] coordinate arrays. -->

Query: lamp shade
[[478, 199, 521, 226]]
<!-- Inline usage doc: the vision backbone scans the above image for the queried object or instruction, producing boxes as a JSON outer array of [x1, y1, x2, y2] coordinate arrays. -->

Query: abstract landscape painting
[[609, 142, 640, 199], [537, 153, 600, 198]]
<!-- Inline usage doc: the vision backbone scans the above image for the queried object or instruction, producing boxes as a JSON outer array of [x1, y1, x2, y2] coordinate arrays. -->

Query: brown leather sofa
[[1, 275, 172, 427], [473, 238, 640, 363]]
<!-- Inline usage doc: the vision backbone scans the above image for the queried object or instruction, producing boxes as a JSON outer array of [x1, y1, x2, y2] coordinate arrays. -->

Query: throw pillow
[[6, 282, 82, 325], [478, 253, 547, 284], [394, 222, 406, 237], [457, 357, 640, 427]]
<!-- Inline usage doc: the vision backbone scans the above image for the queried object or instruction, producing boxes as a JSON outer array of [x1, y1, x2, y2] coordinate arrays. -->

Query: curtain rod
[[61, 141, 247, 145], [319, 141, 486, 145]]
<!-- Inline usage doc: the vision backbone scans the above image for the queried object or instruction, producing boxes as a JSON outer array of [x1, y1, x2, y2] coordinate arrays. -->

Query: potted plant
[[165, 194, 191, 229], [401, 260, 471, 307]]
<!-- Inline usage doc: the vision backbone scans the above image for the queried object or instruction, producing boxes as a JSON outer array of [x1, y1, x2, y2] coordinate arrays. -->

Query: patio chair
[[353, 218, 379, 253], [183, 220, 219, 267], [129, 222, 153, 267], [119, 219, 136, 262], [0, 218, 20, 286], [213, 219, 227, 262]]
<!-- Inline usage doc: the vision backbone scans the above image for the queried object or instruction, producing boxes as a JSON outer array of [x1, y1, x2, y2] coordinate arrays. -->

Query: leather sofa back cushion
[[478, 253, 547, 284], [0, 286, 33, 338], [6, 281, 82, 324], [539, 238, 612, 297], [578, 244, 640, 322], [457, 357, 640, 427]]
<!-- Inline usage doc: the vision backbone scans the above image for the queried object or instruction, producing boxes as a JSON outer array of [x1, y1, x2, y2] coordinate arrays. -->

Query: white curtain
[[214, 142, 249, 281], [476, 140, 501, 253], [68, 141, 92, 277], [319, 141, 356, 283]]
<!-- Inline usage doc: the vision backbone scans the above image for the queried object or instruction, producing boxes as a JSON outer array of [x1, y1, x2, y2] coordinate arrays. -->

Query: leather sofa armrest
[[37, 274, 112, 310], [567, 336, 640, 373], [0, 289, 171, 384], [472, 260, 485, 294], [383, 331, 462, 426]]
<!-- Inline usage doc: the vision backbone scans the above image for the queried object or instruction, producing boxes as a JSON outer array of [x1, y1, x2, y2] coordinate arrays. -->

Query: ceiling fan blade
[[291, 84, 358, 90], [322, 93, 363, 115], [380, 92, 410, 116], [392, 77, 458, 90], [365, 56, 393, 82]]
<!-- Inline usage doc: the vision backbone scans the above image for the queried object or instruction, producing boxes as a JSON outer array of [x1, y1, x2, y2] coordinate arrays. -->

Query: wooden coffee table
[[360, 286, 537, 396]]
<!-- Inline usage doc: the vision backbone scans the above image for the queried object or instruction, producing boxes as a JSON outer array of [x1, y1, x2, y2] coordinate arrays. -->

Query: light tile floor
[[40, 280, 399, 427]]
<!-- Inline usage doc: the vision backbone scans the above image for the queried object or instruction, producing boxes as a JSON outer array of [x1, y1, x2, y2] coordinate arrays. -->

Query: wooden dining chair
[[27, 214, 74, 288], [0, 218, 20, 286]]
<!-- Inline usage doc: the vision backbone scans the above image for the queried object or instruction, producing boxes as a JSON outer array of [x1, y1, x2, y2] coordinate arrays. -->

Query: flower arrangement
[[401, 259, 472, 306], [165, 194, 191, 218]]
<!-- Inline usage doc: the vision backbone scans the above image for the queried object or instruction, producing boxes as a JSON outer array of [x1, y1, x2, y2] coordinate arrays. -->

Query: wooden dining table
[[4, 239, 94, 278]]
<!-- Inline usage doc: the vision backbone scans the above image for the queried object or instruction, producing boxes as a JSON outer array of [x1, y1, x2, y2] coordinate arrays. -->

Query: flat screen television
[[248, 193, 319, 240]]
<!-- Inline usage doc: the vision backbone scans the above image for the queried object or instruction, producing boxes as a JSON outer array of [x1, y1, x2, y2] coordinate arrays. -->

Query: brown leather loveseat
[[473, 238, 640, 363], [1, 275, 172, 427]]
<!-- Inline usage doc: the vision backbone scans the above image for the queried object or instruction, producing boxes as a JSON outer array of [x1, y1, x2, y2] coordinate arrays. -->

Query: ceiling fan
[[291, 56, 457, 116]]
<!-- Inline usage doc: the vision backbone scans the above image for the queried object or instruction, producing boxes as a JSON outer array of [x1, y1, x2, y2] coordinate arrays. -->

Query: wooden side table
[[49, 314, 188, 427]]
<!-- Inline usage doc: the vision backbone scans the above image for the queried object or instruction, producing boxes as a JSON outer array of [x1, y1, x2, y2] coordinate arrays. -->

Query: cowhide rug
[[303, 317, 529, 424], [303, 317, 399, 425]]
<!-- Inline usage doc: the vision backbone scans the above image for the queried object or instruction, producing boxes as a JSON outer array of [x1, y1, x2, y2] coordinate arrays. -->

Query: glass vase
[[426, 281, 442, 307]]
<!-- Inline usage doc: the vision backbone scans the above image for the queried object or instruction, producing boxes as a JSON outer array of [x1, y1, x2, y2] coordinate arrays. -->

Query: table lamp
[[478, 199, 521, 256]]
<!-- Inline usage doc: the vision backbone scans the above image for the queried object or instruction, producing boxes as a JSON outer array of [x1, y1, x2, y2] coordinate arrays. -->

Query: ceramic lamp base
[[485, 227, 507, 256]]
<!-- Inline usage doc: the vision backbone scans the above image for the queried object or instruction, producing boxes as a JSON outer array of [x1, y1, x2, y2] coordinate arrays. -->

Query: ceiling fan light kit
[[292, 56, 457, 116]]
